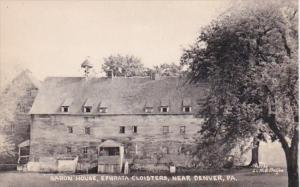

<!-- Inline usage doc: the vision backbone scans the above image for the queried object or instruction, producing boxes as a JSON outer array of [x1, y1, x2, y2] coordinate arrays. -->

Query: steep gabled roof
[[30, 76, 208, 115], [14, 69, 41, 89]]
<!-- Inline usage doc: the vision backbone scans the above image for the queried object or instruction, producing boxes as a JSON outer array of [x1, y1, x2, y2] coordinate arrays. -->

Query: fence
[[0, 164, 17, 171]]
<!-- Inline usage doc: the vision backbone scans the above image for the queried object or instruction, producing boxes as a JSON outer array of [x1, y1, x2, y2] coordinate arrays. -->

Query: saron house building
[[28, 63, 208, 173]]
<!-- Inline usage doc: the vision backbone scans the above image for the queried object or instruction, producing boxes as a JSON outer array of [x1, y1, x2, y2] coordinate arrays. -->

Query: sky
[[0, 0, 231, 87]]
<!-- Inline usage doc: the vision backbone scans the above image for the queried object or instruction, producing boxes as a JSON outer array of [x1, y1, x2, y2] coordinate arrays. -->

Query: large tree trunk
[[248, 137, 260, 167], [266, 114, 299, 187], [285, 127, 298, 187], [286, 150, 298, 187], [266, 114, 298, 187]]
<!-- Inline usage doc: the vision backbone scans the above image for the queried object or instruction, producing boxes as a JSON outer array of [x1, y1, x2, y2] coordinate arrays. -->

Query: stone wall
[[30, 114, 203, 170]]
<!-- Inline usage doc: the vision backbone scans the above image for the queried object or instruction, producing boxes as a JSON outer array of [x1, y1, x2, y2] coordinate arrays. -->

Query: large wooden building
[[27, 67, 208, 173]]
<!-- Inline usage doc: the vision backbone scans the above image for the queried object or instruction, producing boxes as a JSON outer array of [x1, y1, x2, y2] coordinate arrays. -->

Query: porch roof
[[99, 140, 122, 147], [18, 140, 30, 147]]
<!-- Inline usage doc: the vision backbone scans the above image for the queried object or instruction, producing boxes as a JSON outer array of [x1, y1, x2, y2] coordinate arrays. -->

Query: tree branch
[[266, 114, 290, 152]]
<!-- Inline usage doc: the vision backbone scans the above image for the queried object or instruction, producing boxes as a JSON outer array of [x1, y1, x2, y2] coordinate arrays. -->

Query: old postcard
[[0, 0, 298, 187]]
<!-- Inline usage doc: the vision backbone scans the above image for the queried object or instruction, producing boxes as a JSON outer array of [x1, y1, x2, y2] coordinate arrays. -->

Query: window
[[144, 100, 154, 113], [98, 101, 108, 113], [183, 106, 191, 113], [119, 126, 125, 134], [17, 103, 26, 113], [144, 107, 153, 113], [160, 99, 169, 112], [67, 126, 73, 133], [61, 98, 72, 112], [84, 106, 92, 113], [66, 147, 72, 153], [160, 106, 169, 113], [85, 127, 91, 135], [99, 147, 119, 156], [61, 106, 69, 112], [180, 126, 186, 134], [83, 98, 93, 113], [10, 124, 15, 134], [163, 126, 169, 135], [99, 107, 107, 113], [133, 126, 137, 133], [83, 147, 88, 154], [161, 146, 169, 154], [83, 147, 88, 158]]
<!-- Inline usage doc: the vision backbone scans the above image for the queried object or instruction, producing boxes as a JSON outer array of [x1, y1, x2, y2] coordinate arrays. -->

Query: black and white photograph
[[0, 0, 298, 187]]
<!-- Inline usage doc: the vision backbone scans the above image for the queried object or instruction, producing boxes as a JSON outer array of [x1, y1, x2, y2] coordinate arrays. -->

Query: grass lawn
[[0, 168, 288, 187]]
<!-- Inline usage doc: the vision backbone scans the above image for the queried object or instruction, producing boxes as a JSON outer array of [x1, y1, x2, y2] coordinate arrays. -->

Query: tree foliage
[[0, 134, 15, 162], [102, 54, 185, 77], [0, 91, 16, 163], [0, 71, 38, 163], [102, 54, 151, 77], [181, 1, 298, 186], [153, 63, 183, 76]]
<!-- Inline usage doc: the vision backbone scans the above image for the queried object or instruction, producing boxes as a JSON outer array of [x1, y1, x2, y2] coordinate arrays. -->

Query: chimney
[[106, 70, 114, 79], [150, 72, 160, 80]]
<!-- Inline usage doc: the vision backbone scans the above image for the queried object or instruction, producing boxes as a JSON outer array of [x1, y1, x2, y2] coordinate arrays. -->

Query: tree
[[0, 134, 15, 163], [181, 1, 298, 187], [153, 63, 183, 76], [0, 70, 40, 164], [0, 87, 19, 163], [102, 54, 150, 77]]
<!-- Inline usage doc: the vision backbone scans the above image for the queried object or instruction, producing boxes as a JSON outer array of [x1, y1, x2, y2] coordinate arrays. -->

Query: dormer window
[[83, 98, 93, 113], [98, 101, 108, 113], [61, 98, 73, 113], [84, 107, 92, 113], [99, 107, 107, 113], [183, 106, 192, 113], [160, 99, 169, 113], [182, 98, 192, 113], [160, 106, 169, 113], [61, 106, 69, 112], [145, 107, 154, 113], [144, 100, 154, 113]]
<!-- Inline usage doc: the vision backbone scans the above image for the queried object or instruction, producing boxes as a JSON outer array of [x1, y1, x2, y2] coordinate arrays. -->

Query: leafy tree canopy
[[102, 54, 150, 77], [181, 1, 298, 186], [153, 63, 183, 76]]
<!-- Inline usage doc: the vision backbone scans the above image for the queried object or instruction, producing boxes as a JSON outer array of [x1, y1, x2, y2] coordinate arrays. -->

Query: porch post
[[18, 146, 21, 164]]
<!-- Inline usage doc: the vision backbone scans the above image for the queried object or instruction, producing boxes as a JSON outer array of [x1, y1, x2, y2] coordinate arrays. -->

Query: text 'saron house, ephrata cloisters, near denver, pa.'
[[23, 59, 209, 173]]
